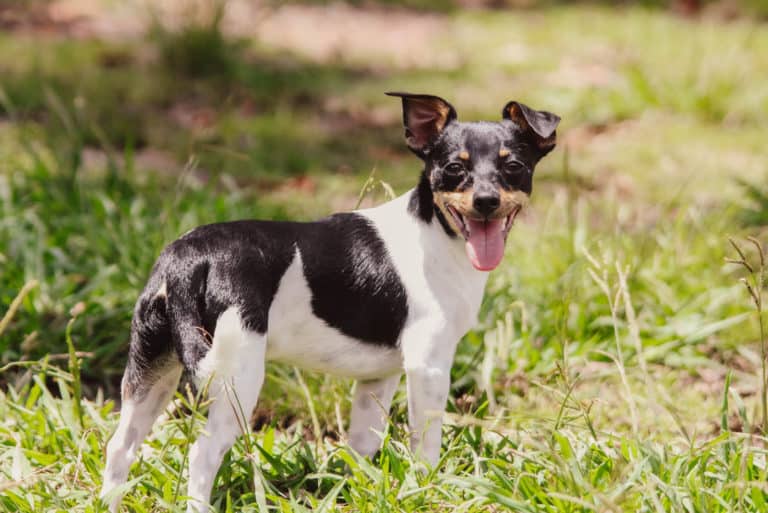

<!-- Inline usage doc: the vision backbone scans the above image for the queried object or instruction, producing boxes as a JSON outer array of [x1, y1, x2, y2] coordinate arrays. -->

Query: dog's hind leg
[[101, 356, 182, 512], [101, 283, 182, 512], [186, 307, 266, 513], [348, 374, 401, 458]]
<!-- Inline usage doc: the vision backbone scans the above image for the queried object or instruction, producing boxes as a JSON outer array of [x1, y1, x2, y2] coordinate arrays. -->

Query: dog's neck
[[361, 183, 489, 335], [407, 170, 456, 238]]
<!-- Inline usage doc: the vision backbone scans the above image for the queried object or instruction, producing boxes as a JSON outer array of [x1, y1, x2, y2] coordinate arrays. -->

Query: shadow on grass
[[0, 33, 400, 182]]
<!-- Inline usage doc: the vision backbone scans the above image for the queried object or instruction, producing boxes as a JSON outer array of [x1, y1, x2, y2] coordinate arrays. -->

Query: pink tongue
[[465, 218, 506, 271]]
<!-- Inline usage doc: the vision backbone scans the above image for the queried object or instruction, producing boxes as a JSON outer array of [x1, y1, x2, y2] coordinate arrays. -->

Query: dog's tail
[[121, 274, 177, 399], [121, 252, 218, 400]]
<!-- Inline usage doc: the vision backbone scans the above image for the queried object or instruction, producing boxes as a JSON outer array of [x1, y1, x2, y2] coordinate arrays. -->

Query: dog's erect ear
[[502, 101, 560, 151], [386, 92, 457, 156]]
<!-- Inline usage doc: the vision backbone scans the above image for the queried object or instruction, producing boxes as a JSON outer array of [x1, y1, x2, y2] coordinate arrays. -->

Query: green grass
[[2, 2, 768, 512]]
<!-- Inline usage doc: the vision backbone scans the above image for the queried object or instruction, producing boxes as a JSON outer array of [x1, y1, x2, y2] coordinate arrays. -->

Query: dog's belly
[[265, 248, 403, 380]]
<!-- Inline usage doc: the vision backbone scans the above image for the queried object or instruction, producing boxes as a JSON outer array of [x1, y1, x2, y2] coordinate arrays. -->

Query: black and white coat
[[101, 93, 559, 513]]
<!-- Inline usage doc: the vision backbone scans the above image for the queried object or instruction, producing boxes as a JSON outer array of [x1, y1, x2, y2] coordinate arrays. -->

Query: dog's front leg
[[402, 322, 459, 466], [405, 365, 450, 465], [348, 374, 402, 458]]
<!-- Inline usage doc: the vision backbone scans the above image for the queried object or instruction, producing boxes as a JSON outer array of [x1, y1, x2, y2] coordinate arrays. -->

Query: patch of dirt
[[546, 57, 620, 89], [322, 96, 399, 130], [82, 147, 180, 174], [169, 102, 218, 134], [0, 1, 69, 32], [47, 0, 155, 39], [256, 3, 454, 70], [40, 1, 454, 71], [561, 119, 643, 151], [277, 175, 317, 195]]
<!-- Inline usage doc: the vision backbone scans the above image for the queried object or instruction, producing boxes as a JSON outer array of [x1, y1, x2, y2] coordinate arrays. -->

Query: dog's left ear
[[503, 101, 560, 153], [386, 92, 457, 157]]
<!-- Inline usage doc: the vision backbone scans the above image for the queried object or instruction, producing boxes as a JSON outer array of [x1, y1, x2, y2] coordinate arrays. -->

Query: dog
[[100, 92, 559, 512]]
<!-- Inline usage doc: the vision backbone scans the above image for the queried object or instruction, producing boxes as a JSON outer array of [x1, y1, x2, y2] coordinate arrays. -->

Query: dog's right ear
[[502, 101, 560, 153], [386, 92, 457, 157]]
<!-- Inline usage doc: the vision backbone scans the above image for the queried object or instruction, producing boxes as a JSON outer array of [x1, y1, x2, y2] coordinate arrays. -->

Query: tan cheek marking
[[434, 102, 449, 131], [432, 193, 460, 234], [442, 189, 527, 219], [498, 189, 530, 215], [499, 149, 510, 157], [434, 190, 474, 233], [439, 190, 474, 212], [459, 151, 470, 160], [507, 103, 529, 131]]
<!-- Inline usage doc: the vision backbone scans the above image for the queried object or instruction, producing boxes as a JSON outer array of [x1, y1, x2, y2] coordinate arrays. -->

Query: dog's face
[[387, 92, 560, 271]]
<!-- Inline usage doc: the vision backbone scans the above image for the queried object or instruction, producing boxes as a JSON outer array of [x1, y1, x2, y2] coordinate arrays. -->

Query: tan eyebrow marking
[[459, 151, 470, 160], [499, 148, 510, 157]]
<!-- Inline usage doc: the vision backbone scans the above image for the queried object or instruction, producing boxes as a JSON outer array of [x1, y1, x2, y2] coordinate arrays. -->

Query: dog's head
[[387, 92, 560, 271]]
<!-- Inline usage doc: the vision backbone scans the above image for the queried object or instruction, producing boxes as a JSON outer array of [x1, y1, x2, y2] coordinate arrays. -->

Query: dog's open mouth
[[447, 205, 521, 271]]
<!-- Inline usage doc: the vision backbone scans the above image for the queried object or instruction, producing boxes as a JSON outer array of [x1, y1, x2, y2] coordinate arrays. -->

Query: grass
[[1, 1, 768, 511], [727, 237, 767, 432]]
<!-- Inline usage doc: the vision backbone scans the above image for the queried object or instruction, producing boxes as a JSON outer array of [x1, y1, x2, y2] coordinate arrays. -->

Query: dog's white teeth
[[463, 215, 470, 235]]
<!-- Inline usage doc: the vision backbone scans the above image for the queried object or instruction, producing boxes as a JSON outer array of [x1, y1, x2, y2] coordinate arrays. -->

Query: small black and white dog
[[101, 93, 559, 512]]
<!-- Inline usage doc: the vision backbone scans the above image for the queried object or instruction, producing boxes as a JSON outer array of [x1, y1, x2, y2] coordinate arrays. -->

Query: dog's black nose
[[473, 192, 500, 217]]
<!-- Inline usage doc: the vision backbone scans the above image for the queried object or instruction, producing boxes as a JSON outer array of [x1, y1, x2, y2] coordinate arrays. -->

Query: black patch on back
[[163, 221, 300, 337], [129, 214, 409, 377], [297, 213, 408, 346]]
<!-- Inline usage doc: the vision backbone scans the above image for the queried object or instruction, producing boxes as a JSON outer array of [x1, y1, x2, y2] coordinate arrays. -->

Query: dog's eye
[[503, 160, 527, 177], [444, 162, 465, 176]]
